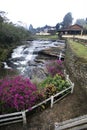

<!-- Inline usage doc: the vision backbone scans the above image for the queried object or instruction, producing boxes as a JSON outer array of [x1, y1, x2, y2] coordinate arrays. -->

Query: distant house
[[36, 31, 50, 35], [36, 26, 56, 35], [58, 24, 84, 35], [48, 27, 56, 35]]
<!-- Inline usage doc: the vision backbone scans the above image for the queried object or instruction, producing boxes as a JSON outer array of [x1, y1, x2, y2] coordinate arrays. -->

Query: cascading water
[[5, 40, 65, 78]]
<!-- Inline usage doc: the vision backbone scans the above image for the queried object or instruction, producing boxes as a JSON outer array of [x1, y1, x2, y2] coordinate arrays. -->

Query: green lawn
[[68, 40, 87, 61], [35, 34, 58, 40]]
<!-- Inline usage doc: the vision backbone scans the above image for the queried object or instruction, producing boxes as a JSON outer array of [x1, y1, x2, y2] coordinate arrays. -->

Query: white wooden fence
[[25, 85, 73, 113], [55, 114, 87, 130], [0, 111, 27, 127], [0, 71, 74, 127]]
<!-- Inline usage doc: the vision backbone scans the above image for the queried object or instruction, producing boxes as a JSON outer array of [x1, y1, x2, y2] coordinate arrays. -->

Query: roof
[[58, 24, 83, 32], [67, 24, 83, 30]]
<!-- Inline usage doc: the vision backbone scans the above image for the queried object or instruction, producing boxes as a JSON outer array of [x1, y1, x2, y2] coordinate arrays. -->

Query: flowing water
[[3, 40, 65, 78]]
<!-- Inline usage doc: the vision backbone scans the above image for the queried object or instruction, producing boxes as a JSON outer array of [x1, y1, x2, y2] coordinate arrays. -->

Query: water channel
[[3, 40, 65, 79]]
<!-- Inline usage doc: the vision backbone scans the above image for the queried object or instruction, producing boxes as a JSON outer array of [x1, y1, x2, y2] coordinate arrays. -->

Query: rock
[[23, 66, 47, 80], [28, 60, 39, 66], [34, 59, 45, 64], [38, 47, 65, 59], [11, 57, 25, 62]]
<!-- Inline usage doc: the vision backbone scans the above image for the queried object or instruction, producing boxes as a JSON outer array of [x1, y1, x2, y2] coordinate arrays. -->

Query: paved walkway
[[62, 35, 87, 40]]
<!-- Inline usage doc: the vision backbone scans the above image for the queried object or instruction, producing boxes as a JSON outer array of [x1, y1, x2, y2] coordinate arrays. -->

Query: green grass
[[68, 40, 87, 61], [35, 34, 58, 40]]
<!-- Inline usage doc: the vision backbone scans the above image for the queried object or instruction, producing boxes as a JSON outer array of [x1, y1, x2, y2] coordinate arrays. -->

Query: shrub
[[0, 76, 42, 113], [46, 60, 64, 77], [44, 84, 57, 98], [40, 74, 70, 98]]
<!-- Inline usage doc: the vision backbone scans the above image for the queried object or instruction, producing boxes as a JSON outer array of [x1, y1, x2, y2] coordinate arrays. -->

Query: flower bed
[[46, 59, 64, 77], [0, 60, 71, 114]]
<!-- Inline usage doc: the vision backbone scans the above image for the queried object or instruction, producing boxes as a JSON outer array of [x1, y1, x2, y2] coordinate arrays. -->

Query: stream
[[4, 40, 65, 79]]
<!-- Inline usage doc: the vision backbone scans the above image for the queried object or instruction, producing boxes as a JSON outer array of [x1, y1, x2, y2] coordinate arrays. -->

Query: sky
[[0, 0, 87, 28]]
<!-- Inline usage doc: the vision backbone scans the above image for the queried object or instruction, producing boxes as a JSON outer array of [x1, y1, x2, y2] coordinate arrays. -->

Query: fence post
[[66, 75, 69, 80], [64, 69, 66, 75], [71, 83, 74, 93], [22, 111, 27, 130], [55, 122, 59, 130], [51, 96, 54, 108]]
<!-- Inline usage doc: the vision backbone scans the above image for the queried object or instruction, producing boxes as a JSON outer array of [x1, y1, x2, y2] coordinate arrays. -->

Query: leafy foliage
[[62, 12, 73, 28], [40, 74, 70, 98], [0, 22, 32, 43], [0, 76, 44, 113], [0, 11, 33, 67], [46, 60, 64, 77], [76, 19, 86, 26], [44, 84, 57, 98]]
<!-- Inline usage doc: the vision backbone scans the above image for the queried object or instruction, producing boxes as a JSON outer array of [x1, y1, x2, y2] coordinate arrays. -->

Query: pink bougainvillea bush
[[46, 60, 64, 77], [0, 76, 43, 114]]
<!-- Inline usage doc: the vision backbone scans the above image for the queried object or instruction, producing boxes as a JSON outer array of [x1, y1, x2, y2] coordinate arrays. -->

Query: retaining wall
[[64, 40, 87, 93]]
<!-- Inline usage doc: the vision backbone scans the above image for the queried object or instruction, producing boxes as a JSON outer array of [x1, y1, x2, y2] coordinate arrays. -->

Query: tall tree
[[29, 24, 33, 32], [75, 19, 86, 26], [62, 12, 73, 28], [56, 23, 60, 31]]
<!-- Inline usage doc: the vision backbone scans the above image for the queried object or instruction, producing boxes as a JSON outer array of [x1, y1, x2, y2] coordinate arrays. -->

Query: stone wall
[[64, 40, 87, 92]]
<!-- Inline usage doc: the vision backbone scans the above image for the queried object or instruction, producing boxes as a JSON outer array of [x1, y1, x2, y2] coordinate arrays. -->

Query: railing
[[0, 71, 74, 127], [0, 111, 26, 127], [25, 85, 73, 113], [55, 114, 87, 130]]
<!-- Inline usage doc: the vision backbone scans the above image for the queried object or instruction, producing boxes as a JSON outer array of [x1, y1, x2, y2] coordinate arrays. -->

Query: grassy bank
[[35, 34, 58, 40], [68, 40, 87, 61]]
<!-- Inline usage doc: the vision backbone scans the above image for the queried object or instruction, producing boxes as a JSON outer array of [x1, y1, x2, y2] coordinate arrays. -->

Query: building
[[58, 24, 84, 35]]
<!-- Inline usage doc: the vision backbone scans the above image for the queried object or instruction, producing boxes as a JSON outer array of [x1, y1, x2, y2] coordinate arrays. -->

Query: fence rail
[[55, 114, 87, 130], [0, 71, 74, 127], [0, 111, 26, 127]]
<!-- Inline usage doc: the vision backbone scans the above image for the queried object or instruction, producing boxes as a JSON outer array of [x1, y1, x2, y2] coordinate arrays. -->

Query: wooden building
[[58, 24, 84, 35]]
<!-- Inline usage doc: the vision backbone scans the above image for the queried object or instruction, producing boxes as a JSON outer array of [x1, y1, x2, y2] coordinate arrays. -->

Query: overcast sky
[[0, 0, 87, 28]]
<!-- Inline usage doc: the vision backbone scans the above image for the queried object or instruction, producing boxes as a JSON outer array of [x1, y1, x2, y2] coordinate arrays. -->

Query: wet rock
[[32, 67, 47, 79], [27, 61, 37, 66], [38, 47, 65, 59], [34, 59, 45, 64], [11, 57, 25, 62], [23, 50, 29, 54], [23, 66, 47, 80]]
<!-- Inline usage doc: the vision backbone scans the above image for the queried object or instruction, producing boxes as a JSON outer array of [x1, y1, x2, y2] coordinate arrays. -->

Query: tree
[[62, 12, 73, 28], [56, 23, 60, 31], [29, 24, 33, 32], [0, 11, 8, 23], [75, 19, 86, 26], [0, 10, 32, 43], [75, 18, 87, 29]]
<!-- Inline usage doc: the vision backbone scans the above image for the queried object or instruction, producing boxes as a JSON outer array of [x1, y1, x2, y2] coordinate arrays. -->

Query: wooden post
[[81, 29, 83, 35], [71, 83, 74, 93], [66, 75, 69, 80], [55, 122, 59, 130], [51, 96, 54, 108], [22, 111, 27, 130], [59, 52, 62, 60], [64, 69, 66, 75]]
